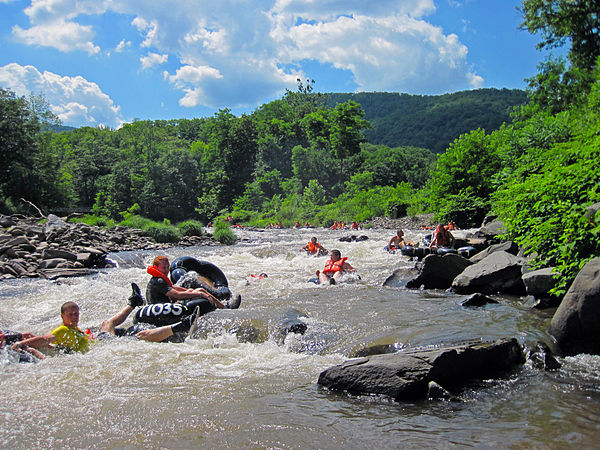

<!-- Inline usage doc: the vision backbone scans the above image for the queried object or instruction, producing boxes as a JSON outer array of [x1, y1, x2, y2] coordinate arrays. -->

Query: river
[[1, 227, 599, 448]]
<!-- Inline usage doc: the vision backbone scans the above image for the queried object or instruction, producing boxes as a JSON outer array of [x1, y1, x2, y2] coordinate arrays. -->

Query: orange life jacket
[[307, 242, 321, 253], [323, 257, 348, 274], [147, 265, 173, 287]]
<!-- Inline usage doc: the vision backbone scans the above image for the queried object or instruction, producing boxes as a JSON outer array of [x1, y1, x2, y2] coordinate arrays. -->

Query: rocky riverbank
[[0, 214, 215, 280]]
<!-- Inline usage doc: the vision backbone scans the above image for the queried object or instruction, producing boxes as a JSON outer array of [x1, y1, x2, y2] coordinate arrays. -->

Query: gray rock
[[452, 251, 527, 295], [406, 253, 472, 290], [548, 258, 600, 356], [38, 268, 96, 280], [382, 266, 420, 287], [522, 267, 558, 297], [41, 248, 77, 261], [44, 214, 69, 235], [318, 338, 524, 401], [427, 381, 460, 401], [584, 202, 600, 224], [0, 215, 16, 227], [528, 341, 561, 371], [470, 240, 519, 263], [2, 236, 32, 249], [475, 219, 505, 239], [461, 293, 499, 307], [38, 258, 69, 269], [276, 308, 309, 344]]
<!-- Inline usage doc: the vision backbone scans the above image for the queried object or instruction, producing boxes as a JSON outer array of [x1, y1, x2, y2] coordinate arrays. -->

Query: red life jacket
[[147, 265, 173, 287], [323, 257, 347, 274]]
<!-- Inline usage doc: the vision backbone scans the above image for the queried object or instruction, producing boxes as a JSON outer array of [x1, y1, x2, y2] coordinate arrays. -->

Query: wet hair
[[259, 273, 268, 278], [152, 255, 169, 266], [396, 229, 404, 235], [311, 236, 317, 242], [61, 301, 79, 314], [330, 249, 341, 258]]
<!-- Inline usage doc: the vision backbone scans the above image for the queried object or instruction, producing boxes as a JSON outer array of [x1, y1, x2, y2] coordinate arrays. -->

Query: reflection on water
[[2, 227, 600, 448]]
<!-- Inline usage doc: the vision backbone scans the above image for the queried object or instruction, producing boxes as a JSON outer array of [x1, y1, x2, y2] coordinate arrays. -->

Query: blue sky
[[0, 0, 559, 128]]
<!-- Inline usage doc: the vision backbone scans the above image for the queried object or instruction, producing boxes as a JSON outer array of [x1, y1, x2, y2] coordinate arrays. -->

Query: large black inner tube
[[170, 256, 232, 300]]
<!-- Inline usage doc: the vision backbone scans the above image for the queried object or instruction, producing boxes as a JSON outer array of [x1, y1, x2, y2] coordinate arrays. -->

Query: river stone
[[38, 258, 69, 269], [470, 240, 519, 263], [452, 251, 527, 295], [527, 341, 561, 371], [522, 267, 558, 297], [382, 266, 420, 287], [475, 219, 505, 239], [2, 236, 32, 248], [318, 338, 524, 401], [584, 202, 600, 224], [548, 258, 600, 356], [276, 308, 309, 344], [405, 253, 472, 290], [44, 214, 69, 235], [41, 248, 78, 261], [461, 293, 498, 307], [427, 381, 459, 401], [0, 215, 16, 227], [38, 268, 96, 280]]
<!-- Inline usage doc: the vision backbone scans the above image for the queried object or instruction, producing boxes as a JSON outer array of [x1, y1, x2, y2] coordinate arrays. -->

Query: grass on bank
[[71, 214, 207, 244]]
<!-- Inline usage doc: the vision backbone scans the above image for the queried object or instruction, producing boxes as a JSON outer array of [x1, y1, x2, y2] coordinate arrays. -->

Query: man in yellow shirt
[[12, 285, 199, 355]]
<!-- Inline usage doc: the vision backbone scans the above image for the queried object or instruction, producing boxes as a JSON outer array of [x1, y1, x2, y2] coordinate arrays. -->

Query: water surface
[[2, 227, 599, 448]]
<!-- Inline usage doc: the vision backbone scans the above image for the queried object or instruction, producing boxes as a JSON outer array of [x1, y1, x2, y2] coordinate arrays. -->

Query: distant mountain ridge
[[327, 88, 528, 153]]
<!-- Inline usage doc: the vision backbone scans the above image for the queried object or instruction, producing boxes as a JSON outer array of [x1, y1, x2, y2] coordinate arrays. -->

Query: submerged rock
[[461, 293, 499, 307]]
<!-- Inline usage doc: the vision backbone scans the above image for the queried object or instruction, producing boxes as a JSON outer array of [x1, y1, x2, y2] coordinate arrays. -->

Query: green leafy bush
[[143, 222, 182, 243], [119, 214, 155, 230], [72, 214, 116, 228], [177, 220, 205, 237], [493, 76, 600, 295], [213, 219, 237, 245]]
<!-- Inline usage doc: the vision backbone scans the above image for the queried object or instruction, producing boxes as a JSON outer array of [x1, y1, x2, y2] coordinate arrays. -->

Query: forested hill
[[326, 89, 527, 153]]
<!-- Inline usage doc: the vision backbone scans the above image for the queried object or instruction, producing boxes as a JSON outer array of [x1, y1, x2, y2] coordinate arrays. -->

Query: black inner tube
[[170, 256, 232, 300]]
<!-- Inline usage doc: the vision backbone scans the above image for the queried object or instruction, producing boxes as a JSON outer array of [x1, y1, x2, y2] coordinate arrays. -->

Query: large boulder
[[548, 258, 600, 356], [452, 251, 527, 295], [470, 241, 519, 263], [405, 253, 472, 290], [318, 338, 524, 401]]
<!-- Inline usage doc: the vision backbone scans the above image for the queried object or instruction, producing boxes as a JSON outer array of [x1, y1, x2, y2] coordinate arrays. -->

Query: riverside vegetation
[[1, 0, 599, 294]]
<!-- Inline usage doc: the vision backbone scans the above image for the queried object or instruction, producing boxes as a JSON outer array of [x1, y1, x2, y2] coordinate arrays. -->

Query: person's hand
[[135, 329, 153, 339], [11, 342, 22, 351]]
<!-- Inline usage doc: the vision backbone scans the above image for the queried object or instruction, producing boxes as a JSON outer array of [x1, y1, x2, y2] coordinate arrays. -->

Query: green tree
[[519, 0, 600, 72]]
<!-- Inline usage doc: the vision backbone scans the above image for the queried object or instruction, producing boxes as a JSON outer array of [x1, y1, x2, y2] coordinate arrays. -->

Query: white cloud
[[9, 0, 483, 110], [13, 19, 100, 54], [140, 52, 168, 69], [0, 63, 123, 128], [116, 39, 131, 52]]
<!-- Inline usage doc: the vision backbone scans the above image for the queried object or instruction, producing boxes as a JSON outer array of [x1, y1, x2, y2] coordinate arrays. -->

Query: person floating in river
[[429, 223, 455, 250], [11, 288, 200, 356], [386, 229, 415, 251], [317, 249, 356, 285], [301, 237, 328, 256], [146, 255, 240, 310]]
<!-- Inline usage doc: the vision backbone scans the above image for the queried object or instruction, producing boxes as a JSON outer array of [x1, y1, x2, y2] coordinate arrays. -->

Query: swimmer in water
[[317, 249, 356, 285], [11, 285, 200, 355]]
